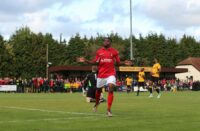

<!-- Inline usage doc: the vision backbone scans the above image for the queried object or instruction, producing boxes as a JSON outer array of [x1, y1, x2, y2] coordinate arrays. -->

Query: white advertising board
[[0, 85, 17, 91]]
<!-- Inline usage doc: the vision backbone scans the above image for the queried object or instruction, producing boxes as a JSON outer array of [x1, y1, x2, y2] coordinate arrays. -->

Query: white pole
[[130, 0, 133, 60], [46, 43, 48, 79]]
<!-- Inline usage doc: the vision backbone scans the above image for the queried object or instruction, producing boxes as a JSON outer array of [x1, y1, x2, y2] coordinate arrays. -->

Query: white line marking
[[0, 106, 106, 116], [0, 116, 96, 124]]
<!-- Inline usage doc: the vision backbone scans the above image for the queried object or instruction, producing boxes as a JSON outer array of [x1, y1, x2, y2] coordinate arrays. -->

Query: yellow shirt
[[70, 83, 76, 88], [74, 83, 79, 88], [151, 63, 161, 77], [66, 83, 70, 88], [125, 78, 133, 86], [138, 71, 145, 82]]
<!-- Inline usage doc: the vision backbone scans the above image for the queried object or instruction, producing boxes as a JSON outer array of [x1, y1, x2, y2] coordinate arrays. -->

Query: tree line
[[0, 27, 200, 78]]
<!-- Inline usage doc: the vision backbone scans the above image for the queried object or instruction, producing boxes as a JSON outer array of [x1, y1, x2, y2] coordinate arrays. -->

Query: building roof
[[49, 66, 92, 72], [161, 67, 188, 73], [49, 66, 187, 73], [178, 57, 200, 71]]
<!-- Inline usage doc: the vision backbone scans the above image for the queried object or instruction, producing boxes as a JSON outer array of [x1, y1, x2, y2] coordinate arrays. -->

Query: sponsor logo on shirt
[[100, 58, 112, 63]]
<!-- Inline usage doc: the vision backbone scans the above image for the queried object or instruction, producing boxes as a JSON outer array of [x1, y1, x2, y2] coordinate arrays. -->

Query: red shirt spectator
[[49, 79, 54, 88], [39, 79, 44, 86], [33, 78, 38, 88], [116, 80, 122, 87]]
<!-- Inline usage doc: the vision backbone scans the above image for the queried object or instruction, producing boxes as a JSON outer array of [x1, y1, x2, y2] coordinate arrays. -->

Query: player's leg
[[93, 88, 102, 112], [156, 88, 161, 98], [93, 78, 105, 112], [137, 83, 140, 96], [95, 88, 102, 106], [86, 86, 95, 102], [127, 85, 131, 93], [106, 75, 116, 117], [154, 78, 161, 98], [149, 80, 153, 97], [100, 90, 106, 102], [107, 83, 114, 117]]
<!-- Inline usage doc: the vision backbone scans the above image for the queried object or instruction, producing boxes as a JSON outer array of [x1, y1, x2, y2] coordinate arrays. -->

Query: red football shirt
[[93, 47, 120, 78]]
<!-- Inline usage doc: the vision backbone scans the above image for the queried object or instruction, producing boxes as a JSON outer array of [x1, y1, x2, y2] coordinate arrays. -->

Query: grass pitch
[[0, 91, 200, 131]]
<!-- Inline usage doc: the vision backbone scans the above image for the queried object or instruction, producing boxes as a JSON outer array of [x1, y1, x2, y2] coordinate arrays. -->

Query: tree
[[0, 35, 12, 77], [66, 34, 86, 65], [1, 27, 200, 78], [177, 35, 200, 63], [9, 27, 42, 78]]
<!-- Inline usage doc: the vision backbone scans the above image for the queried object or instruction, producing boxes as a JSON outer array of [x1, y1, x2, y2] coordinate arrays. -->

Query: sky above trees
[[1, 0, 200, 41]]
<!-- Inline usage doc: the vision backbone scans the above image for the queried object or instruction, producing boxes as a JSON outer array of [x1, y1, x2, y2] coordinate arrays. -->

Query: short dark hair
[[104, 37, 112, 43]]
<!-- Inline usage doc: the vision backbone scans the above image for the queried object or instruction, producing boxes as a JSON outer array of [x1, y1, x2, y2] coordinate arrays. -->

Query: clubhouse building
[[49, 65, 188, 80], [176, 57, 200, 81]]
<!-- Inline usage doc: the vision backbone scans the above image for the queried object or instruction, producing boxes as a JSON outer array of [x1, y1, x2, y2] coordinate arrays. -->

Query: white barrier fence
[[0, 85, 17, 91], [121, 86, 148, 92], [133, 86, 148, 92], [0, 85, 148, 92]]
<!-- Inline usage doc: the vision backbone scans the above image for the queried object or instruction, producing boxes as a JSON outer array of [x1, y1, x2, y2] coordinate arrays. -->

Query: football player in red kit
[[78, 37, 132, 117]]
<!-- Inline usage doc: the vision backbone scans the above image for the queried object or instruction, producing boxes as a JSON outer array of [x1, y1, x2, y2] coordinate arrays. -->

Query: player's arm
[[125, 79, 128, 86], [116, 60, 133, 66], [83, 75, 89, 90], [143, 73, 146, 80], [157, 64, 161, 73], [77, 57, 99, 65], [114, 52, 133, 66], [137, 72, 140, 80], [77, 51, 100, 65]]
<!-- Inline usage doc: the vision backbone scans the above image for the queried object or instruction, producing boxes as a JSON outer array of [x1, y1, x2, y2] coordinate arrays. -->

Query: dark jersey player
[[83, 66, 105, 103]]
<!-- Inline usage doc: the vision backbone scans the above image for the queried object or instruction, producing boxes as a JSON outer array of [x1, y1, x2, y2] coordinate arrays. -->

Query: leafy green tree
[[164, 38, 178, 67], [0, 35, 13, 77], [1, 26, 200, 78], [66, 34, 86, 65], [44, 33, 68, 66], [177, 35, 200, 63], [9, 27, 43, 78]]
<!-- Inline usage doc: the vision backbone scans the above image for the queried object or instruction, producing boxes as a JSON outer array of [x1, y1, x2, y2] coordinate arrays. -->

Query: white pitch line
[[0, 106, 106, 116], [0, 116, 96, 124]]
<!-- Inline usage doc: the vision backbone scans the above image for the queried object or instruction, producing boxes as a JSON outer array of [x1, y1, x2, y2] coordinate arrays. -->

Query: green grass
[[0, 91, 200, 131]]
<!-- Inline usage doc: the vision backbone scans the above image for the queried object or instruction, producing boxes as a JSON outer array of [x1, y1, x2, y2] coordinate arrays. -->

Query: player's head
[[92, 66, 97, 72], [103, 37, 112, 48], [141, 67, 144, 71]]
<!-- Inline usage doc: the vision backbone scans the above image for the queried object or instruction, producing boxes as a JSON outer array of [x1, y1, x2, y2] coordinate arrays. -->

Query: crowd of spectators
[[0, 77, 198, 93], [0, 77, 83, 93], [115, 78, 195, 92]]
